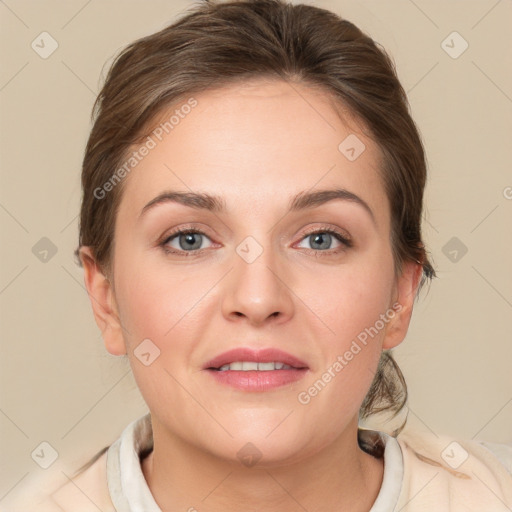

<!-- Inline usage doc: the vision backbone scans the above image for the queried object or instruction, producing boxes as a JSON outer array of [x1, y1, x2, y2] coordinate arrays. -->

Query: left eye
[[296, 229, 350, 251]]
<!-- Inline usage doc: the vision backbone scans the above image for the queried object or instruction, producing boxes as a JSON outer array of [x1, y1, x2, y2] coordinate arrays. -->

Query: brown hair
[[74, 0, 435, 457]]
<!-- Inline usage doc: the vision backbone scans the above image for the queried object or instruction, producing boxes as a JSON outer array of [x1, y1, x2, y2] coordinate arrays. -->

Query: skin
[[80, 78, 422, 512]]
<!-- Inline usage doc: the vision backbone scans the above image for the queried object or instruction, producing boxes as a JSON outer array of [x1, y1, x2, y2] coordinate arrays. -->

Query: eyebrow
[[139, 187, 375, 223]]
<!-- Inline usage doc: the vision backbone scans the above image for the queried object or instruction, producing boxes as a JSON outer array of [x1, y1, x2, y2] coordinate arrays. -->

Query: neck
[[141, 416, 384, 512]]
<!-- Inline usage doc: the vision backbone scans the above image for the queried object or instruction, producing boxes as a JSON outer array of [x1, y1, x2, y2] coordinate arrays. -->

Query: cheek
[[296, 297, 391, 434], [315, 252, 395, 346], [302, 250, 395, 397], [115, 264, 205, 350], [112, 255, 210, 424], [112, 235, 204, 340]]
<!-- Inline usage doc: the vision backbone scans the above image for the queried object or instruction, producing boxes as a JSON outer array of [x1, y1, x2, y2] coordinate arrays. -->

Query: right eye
[[160, 228, 214, 256]]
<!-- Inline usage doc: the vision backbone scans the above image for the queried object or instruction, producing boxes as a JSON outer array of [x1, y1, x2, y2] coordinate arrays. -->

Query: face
[[82, 78, 420, 466]]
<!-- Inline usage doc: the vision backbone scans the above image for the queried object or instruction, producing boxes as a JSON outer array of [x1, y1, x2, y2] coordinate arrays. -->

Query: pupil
[[180, 233, 201, 250], [312, 232, 330, 250]]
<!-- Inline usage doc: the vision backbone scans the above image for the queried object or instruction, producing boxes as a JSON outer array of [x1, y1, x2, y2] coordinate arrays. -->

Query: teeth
[[216, 361, 294, 371]]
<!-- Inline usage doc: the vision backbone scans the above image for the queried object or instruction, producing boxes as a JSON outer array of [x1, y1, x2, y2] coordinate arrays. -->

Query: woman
[[18, 0, 512, 510]]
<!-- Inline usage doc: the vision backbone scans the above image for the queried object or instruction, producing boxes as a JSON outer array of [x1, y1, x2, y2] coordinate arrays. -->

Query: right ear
[[79, 247, 126, 356]]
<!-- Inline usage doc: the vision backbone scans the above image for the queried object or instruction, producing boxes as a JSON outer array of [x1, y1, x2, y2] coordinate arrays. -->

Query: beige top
[[7, 413, 512, 511]]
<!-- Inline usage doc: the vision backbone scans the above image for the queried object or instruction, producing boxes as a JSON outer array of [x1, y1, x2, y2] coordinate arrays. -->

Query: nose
[[221, 238, 294, 327]]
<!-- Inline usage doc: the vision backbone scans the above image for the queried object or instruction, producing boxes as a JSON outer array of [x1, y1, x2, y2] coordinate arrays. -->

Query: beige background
[[1, 0, 511, 505]]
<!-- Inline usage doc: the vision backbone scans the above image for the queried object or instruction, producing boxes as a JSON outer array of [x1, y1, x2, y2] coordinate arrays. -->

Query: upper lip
[[204, 347, 309, 370]]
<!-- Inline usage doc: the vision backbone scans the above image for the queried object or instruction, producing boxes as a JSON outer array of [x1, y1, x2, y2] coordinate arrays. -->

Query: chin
[[200, 421, 316, 468]]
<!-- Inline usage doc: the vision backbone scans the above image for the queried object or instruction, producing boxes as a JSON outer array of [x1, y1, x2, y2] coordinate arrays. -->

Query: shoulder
[[6, 451, 116, 512], [50, 450, 116, 512], [395, 427, 512, 511]]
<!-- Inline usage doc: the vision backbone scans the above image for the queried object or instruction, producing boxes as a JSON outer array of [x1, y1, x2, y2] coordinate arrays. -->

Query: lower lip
[[205, 369, 308, 391]]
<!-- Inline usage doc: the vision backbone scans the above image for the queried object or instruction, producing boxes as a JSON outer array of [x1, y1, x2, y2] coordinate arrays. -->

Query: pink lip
[[206, 369, 308, 391], [203, 347, 309, 370], [203, 347, 309, 392]]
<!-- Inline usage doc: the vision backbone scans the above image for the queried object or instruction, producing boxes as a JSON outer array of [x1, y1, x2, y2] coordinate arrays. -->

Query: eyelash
[[159, 225, 353, 258]]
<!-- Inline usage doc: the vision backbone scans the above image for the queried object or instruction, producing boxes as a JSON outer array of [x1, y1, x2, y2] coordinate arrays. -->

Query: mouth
[[211, 361, 299, 371], [203, 347, 309, 391], [204, 347, 308, 371]]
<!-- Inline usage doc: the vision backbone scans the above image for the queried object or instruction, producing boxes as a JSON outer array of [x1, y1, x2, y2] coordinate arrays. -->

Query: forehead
[[117, 78, 388, 224]]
